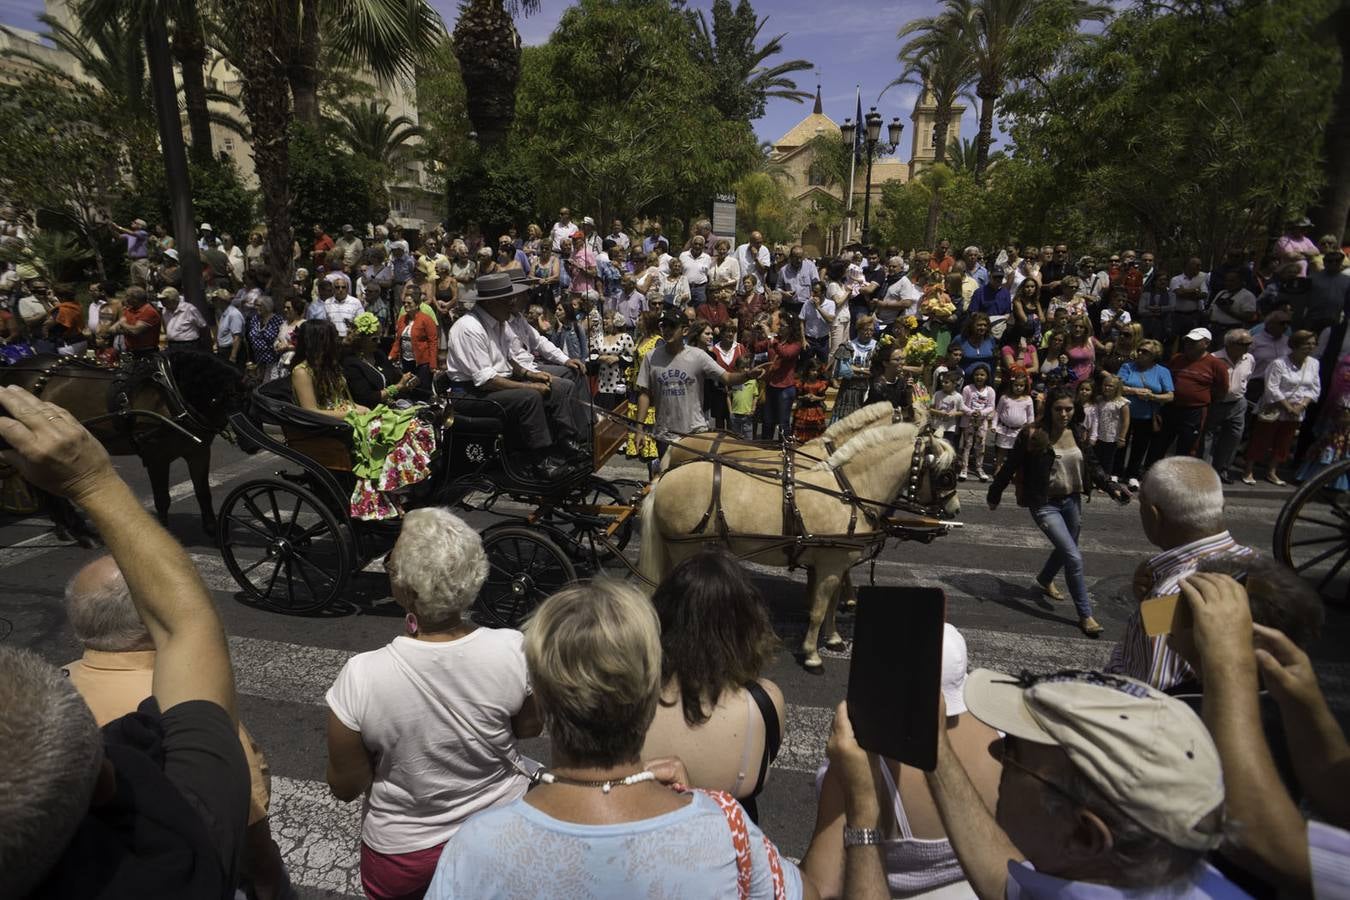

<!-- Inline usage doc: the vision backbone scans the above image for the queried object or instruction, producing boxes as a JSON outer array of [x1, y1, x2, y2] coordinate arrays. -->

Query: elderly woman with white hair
[[325, 508, 542, 900], [426, 580, 834, 899]]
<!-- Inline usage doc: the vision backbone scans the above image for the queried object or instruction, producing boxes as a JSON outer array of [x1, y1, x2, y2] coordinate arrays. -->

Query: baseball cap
[[940, 623, 968, 716], [1185, 327, 1212, 343], [964, 669, 1224, 852], [156, 287, 180, 301], [199, 222, 213, 231], [341, 224, 354, 233], [571, 230, 585, 240]]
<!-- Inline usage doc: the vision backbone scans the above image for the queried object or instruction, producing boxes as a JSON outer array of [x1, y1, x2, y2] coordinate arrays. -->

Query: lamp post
[[839, 107, 903, 246]]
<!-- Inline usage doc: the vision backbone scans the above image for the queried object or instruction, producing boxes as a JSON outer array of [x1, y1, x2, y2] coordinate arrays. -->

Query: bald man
[[1106, 457, 1255, 692], [63, 556, 292, 899]]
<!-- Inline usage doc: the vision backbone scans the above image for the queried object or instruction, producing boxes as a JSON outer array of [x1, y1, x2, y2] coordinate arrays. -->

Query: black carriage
[[1273, 457, 1350, 605], [216, 382, 640, 627]]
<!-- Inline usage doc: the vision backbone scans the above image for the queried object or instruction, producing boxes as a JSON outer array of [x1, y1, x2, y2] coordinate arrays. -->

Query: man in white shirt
[[605, 219, 630, 252], [335, 225, 364, 270], [580, 217, 602, 255], [212, 288, 245, 367], [549, 208, 575, 251], [444, 273, 587, 481], [85, 282, 112, 335], [1207, 268, 1258, 344], [801, 285, 835, 362], [160, 287, 207, 349], [679, 235, 714, 307], [1206, 329, 1255, 483], [324, 279, 364, 337], [735, 231, 771, 291], [875, 257, 921, 329], [503, 290, 591, 440], [220, 234, 246, 284], [1169, 257, 1210, 337]]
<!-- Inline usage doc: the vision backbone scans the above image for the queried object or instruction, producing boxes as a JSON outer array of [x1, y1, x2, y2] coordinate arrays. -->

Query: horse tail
[[636, 484, 668, 594]]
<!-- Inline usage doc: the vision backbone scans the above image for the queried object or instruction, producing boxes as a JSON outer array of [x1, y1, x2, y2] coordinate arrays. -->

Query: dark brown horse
[[0, 351, 247, 536]]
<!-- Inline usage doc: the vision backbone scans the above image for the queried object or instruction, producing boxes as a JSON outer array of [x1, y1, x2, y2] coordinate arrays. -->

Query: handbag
[[675, 786, 787, 900], [1256, 404, 1282, 423]]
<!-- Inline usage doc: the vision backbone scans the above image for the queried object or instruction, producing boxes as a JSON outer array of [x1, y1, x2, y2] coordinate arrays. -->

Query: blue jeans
[[763, 385, 796, 439], [1031, 495, 1092, 619], [689, 282, 707, 307]]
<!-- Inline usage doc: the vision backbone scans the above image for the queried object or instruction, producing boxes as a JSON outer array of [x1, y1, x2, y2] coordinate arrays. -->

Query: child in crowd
[[958, 365, 996, 480], [728, 355, 761, 441], [1099, 286, 1132, 341], [932, 345, 965, 393], [993, 366, 1035, 472], [929, 368, 964, 444], [792, 357, 830, 442], [845, 253, 868, 298], [1075, 378, 1099, 443], [1092, 372, 1131, 479], [1039, 330, 1069, 382]]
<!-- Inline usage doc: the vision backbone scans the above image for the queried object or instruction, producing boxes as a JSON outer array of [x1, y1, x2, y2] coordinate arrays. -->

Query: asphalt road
[[3, 440, 1347, 898]]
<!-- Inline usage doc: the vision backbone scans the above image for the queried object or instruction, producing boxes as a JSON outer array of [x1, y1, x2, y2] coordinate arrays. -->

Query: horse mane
[[813, 401, 893, 444], [167, 350, 247, 421], [811, 421, 921, 471]]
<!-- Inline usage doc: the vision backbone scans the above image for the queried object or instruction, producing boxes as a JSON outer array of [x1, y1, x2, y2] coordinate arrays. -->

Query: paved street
[[3, 441, 1348, 899]]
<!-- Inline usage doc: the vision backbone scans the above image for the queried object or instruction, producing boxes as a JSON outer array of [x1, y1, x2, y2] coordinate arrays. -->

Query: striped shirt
[[1107, 530, 1253, 690]]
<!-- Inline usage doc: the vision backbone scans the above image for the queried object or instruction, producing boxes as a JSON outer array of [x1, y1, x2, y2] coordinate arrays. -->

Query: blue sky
[[0, 0, 985, 161]]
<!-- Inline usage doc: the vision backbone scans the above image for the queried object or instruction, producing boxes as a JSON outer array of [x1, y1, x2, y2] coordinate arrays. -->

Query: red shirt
[[121, 303, 161, 351], [312, 233, 334, 270], [753, 338, 801, 389], [1168, 352, 1229, 408]]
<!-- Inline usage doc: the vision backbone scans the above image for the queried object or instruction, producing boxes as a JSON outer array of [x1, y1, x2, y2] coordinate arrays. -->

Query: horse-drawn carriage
[[1273, 457, 1350, 605], [216, 381, 642, 627]]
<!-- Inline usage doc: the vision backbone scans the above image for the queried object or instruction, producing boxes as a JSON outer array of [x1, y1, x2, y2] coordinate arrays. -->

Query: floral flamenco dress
[[625, 332, 660, 461], [793, 376, 829, 442], [346, 405, 436, 520]]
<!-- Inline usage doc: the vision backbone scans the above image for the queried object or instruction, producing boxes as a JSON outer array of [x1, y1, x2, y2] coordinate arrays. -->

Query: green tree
[[413, 37, 477, 193], [733, 171, 801, 246], [114, 157, 258, 244], [512, 0, 759, 226], [453, 0, 541, 148], [946, 135, 1004, 173], [947, 0, 1109, 176], [688, 0, 814, 122], [333, 98, 425, 169], [289, 123, 388, 234], [0, 78, 127, 278]]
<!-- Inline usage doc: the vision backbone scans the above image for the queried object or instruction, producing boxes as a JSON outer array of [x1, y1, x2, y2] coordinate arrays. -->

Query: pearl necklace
[[532, 769, 657, 794]]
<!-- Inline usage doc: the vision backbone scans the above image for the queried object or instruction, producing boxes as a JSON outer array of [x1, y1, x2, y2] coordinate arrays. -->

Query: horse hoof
[[823, 637, 848, 653], [801, 655, 824, 673]]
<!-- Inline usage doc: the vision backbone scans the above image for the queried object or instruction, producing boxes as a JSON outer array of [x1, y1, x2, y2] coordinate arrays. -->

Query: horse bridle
[[892, 427, 958, 518]]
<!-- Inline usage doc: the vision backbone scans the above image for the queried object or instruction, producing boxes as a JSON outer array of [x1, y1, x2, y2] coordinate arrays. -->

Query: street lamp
[[839, 106, 904, 246]]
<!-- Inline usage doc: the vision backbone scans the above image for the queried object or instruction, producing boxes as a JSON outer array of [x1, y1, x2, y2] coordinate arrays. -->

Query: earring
[[405, 613, 418, 636]]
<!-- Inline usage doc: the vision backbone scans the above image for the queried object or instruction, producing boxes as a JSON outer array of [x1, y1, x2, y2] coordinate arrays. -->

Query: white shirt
[[549, 220, 574, 251], [709, 255, 741, 292], [679, 250, 714, 286], [164, 302, 207, 342], [606, 231, 630, 250], [880, 277, 922, 321], [446, 306, 515, 386], [506, 313, 568, 371], [735, 243, 771, 287], [224, 245, 245, 282], [1212, 349, 1255, 401], [323, 296, 364, 336], [802, 296, 835, 339], [325, 630, 532, 854], [1262, 354, 1322, 420], [87, 298, 108, 334], [1168, 272, 1210, 312]]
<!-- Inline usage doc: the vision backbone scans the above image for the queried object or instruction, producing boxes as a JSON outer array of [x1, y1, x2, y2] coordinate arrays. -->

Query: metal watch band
[[842, 825, 883, 848]]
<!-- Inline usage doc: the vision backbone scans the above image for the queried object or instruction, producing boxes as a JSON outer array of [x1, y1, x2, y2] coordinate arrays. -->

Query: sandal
[[1240, 475, 1257, 485], [1266, 474, 1287, 486], [1035, 578, 1066, 601], [1079, 616, 1104, 637]]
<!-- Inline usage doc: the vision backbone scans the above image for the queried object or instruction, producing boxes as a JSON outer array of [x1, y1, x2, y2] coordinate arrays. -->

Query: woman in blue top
[[954, 312, 998, 381], [1117, 338, 1175, 489]]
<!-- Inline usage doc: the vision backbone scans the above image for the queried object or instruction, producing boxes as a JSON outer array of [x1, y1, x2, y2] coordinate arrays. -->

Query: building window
[[222, 137, 235, 155], [930, 129, 938, 148], [807, 161, 826, 186]]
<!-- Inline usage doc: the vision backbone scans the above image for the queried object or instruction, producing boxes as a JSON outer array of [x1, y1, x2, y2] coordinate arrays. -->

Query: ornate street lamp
[[840, 107, 904, 246]]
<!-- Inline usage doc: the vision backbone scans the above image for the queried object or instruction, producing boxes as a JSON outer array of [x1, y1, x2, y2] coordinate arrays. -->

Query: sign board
[[712, 192, 736, 242]]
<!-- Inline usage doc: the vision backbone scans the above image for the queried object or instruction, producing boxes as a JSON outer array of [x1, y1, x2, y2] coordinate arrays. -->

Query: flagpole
[[845, 85, 859, 247]]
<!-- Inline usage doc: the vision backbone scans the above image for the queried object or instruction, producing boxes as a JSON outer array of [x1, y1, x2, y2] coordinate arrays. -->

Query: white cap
[[582, 216, 596, 227], [1185, 327, 1212, 343], [199, 222, 213, 231], [163, 248, 179, 261], [941, 623, 968, 716]]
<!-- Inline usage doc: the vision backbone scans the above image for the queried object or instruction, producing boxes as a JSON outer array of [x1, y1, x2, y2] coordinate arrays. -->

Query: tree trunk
[[453, 0, 522, 148], [171, 6, 213, 166], [146, 16, 205, 319], [289, 0, 321, 126], [974, 80, 998, 180], [226, 0, 296, 296], [1312, 0, 1350, 241], [925, 113, 953, 247]]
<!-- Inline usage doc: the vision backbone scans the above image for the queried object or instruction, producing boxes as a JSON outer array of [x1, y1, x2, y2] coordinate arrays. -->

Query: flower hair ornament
[[352, 311, 381, 336]]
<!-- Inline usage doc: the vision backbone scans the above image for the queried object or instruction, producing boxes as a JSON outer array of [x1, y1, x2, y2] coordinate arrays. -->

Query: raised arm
[[0, 386, 236, 722]]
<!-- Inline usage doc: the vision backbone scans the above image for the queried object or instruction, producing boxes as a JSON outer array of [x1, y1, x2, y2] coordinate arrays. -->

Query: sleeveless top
[[877, 763, 968, 895]]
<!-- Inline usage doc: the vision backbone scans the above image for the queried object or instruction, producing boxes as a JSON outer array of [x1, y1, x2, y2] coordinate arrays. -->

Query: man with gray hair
[[1205, 328, 1255, 483], [0, 384, 248, 896], [62, 555, 290, 899], [1107, 456, 1254, 690]]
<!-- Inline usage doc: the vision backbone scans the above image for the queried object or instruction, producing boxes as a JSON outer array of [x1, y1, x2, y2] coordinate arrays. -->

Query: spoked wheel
[[546, 476, 636, 567], [1273, 458, 1350, 602], [474, 526, 576, 628], [218, 478, 354, 615]]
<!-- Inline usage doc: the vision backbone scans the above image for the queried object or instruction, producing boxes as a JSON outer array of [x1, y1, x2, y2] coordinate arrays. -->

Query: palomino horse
[[0, 351, 246, 536], [658, 400, 897, 472], [639, 420, 960, 669]]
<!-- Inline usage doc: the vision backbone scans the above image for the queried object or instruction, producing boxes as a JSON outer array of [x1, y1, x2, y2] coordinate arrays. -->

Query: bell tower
[[908, 79, 964, 179]]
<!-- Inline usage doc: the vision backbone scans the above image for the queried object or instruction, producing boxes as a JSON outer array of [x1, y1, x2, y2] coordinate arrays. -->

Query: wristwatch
[[842, 825, 883, 848]]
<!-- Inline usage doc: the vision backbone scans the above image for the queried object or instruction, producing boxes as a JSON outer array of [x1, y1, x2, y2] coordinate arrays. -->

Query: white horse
[[639, 420, 960, 669]]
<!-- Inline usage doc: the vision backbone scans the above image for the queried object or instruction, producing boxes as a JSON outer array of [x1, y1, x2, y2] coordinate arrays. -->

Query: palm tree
[[169, 2, 213, 164], [946, 0, 1109, 176], [1, 12, 150, 124], [946, 135, 1004, 173], [334, 98, 424, 168], [886, 11, 974, 246], [289, 0, 445, 126], [452, 0, 540, 148], [689, 0, 815, 122]]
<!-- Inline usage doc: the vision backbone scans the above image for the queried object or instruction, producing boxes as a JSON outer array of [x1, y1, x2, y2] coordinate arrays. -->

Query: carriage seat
[[251, 378, 355, 472]]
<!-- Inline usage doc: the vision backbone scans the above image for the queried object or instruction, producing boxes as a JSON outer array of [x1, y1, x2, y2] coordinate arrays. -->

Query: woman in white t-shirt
[[325, 508, 542, 900]]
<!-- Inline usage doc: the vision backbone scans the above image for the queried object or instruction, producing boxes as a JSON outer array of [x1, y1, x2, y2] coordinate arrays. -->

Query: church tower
[[908, 79, 965, 179]]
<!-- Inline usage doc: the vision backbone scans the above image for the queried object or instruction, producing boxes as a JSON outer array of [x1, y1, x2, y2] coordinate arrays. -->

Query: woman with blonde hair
[[424, 580, 812, 898]]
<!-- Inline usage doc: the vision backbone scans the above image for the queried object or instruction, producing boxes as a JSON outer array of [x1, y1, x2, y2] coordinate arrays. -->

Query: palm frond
[[323, 0, 445, 83]]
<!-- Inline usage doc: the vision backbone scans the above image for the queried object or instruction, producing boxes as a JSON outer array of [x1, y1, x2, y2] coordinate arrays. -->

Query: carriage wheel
[[473, 526, 576, 628], [218, 478, 353, 615], [1273, 458, 1350, 602], [546, 476, 636, 565]]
